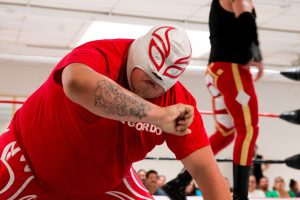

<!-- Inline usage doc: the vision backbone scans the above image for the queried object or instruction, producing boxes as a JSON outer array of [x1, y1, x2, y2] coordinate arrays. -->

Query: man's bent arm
[[181, 146, 232, 200], [61, 63, 162, 124]]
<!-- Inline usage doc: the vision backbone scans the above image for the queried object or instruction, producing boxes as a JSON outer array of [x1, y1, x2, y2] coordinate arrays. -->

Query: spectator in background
[[157, 175, 166, 188], [266, 176, 295, 198], [185, 180, 197, 196], [248, 175, 265, 198], [258, 176, 270, 194], [137, 169, 147, 185], [289, 179, 300, 197], [224, 176, 233, 194], [251, 145, 270, 184], [145, 170, 166, 196], [194, 182, 203, 197]]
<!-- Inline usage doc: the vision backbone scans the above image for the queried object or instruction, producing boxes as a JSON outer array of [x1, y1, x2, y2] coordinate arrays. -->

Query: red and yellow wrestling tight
[[205, 62, 259, 166], [0, 129, 153, 200]]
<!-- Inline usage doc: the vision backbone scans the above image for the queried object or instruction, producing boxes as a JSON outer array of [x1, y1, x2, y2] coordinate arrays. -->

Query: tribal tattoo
[[93, 80, 152, 120]]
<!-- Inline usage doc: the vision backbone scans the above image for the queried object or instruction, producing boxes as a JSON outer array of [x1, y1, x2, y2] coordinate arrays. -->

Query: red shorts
[[0, 129, 153, 200]]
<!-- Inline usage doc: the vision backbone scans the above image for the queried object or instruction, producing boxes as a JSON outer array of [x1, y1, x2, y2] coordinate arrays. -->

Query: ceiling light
[[78, 21, 210, 58]]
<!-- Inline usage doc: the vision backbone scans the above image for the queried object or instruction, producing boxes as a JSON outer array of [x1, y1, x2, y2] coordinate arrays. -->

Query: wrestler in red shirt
[[0, 25, 231, 200]]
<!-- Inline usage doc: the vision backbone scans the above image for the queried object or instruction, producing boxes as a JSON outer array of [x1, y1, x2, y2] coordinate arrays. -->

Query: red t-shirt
[[11, 39, 209, 197]]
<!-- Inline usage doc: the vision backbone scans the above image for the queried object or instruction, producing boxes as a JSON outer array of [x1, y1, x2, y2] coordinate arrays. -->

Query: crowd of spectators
[[137, 168, 300, 198]]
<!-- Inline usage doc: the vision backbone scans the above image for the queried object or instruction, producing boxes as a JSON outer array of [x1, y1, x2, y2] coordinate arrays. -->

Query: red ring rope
[[0, 99, 280, 118]]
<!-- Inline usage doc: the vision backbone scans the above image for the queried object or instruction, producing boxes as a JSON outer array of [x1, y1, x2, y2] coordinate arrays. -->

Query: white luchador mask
[[127, 25, 192, 92]]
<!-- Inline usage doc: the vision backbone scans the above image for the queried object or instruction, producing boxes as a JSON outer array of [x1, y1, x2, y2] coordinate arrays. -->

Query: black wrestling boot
[[233, 164, 251, 200], [162, 169, 192, 200]]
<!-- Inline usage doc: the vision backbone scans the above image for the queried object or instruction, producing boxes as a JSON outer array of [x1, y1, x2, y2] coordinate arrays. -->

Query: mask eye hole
[[152, 72, 162, 80], [163, 65, 185, 78]]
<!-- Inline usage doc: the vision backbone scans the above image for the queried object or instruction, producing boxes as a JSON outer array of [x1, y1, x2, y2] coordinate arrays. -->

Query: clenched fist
[[156, 103, 194, 136]]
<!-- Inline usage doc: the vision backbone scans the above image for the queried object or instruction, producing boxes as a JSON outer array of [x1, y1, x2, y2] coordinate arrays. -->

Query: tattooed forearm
[[93, 80, 152, 120]]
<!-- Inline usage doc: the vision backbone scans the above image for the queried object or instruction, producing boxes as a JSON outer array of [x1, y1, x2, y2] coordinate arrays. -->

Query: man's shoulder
[[81, 38, 134, 46], [153, 82, 196, 107]]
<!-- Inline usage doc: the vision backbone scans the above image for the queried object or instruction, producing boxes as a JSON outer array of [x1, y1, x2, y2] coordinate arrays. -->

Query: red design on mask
[[148, 26, 191, 79]]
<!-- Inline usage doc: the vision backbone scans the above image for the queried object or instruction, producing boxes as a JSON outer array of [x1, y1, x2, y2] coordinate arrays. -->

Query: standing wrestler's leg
[[208, 95, 235, 155], [102, 167, 154, 200], [218, 63, 259, 200], [205, 66, 235, 155]]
